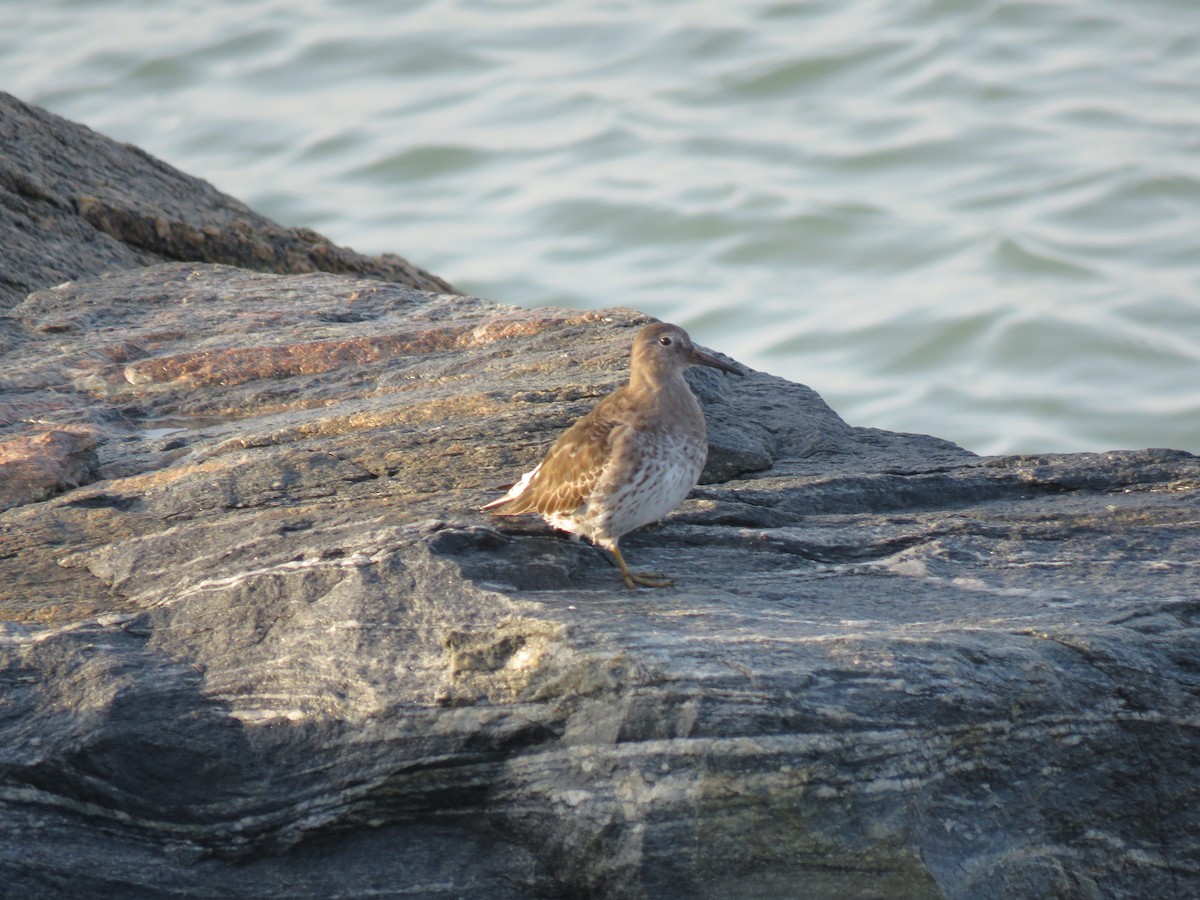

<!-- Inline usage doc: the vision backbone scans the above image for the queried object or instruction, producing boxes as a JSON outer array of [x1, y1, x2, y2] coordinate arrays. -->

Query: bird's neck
[[630, 366, 685, 394], [629, 367, 698, 419]]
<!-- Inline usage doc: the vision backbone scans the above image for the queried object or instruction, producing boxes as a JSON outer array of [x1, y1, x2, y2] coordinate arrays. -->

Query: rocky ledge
[[1, 95, 1198, 899]]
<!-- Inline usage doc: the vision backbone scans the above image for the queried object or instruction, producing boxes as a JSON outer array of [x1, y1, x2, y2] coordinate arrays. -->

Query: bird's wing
[[486, 389, 631, 517]]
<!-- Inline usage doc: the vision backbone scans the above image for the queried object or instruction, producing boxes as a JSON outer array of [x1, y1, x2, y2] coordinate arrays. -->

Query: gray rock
[[0, 90, 454, 313], [2, 99, 1199, 899]]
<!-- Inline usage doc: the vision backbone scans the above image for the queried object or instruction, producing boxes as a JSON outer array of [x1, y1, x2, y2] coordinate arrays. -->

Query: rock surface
[[0, 90, 454, 312], [2, 98, 1199, 900]]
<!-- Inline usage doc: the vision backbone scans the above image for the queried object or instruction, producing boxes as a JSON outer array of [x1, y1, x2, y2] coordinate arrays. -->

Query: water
[[3, 0, 1199, 455]]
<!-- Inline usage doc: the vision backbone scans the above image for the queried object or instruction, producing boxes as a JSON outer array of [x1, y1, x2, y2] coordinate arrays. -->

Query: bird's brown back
[[489, 386, 636, 517]]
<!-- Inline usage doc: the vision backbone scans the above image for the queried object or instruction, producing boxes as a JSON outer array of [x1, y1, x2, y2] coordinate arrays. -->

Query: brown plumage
[[482, 322, 742, 588]]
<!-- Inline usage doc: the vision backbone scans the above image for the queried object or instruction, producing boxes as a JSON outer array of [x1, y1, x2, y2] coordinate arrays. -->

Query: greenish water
[[4, 0, 1199, 455]]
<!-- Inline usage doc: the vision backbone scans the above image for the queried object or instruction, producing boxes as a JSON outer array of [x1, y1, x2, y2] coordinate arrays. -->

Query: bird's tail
[[480, 464, 540, 512], [480, 493, 514, 512]]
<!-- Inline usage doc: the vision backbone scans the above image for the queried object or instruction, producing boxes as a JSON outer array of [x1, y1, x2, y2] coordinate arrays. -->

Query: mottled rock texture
[[2, 97, 1199, 900], [0, 90, 453, 311]]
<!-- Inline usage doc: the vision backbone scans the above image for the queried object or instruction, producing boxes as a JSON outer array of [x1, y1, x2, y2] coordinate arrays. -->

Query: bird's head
[[631, 322, 743, 381]]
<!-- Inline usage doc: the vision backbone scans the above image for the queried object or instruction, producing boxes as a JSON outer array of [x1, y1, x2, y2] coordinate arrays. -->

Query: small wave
[[989, 235, 1099, 281]]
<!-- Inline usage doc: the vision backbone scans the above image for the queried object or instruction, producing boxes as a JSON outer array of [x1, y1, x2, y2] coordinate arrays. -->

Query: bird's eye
[[659, 336, 673, 346]]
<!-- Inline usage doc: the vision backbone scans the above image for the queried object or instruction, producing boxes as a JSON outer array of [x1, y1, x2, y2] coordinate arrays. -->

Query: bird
[[481, 321, 743, 589]]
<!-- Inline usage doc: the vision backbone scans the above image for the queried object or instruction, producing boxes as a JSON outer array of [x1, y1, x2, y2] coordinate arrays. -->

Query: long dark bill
[[690, 348, 744, 376]]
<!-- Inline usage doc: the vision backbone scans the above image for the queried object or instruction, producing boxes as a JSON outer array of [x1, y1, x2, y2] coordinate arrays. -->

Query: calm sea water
[[3, 0, 1199, 455]]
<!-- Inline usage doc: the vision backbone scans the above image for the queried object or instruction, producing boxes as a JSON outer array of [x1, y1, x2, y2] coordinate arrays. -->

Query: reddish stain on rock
[[0, 428, 100, 510], [119, 311, 616, 389], [123, 328, 467, 387]]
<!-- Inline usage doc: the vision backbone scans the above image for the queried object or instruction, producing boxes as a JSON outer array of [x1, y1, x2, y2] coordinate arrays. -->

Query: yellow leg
[[609, 545, 675, 589]]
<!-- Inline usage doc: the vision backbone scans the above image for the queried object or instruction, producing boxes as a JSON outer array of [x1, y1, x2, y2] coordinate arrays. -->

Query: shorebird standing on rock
[[482, 322, 743, 589]]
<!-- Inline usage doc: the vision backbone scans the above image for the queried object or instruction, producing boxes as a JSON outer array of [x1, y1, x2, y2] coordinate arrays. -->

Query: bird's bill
[[689, 348, 743, 376]]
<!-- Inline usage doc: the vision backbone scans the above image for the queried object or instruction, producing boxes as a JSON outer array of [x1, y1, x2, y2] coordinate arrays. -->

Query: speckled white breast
[[564, 430, 707, 547]]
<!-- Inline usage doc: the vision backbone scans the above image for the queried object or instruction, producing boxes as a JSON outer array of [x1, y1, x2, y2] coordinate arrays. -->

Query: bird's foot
[[609, 545, 675, 590], [621, 571, 675, 590]]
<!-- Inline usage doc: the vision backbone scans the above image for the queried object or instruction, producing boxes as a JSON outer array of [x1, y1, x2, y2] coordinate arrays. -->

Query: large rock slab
[[2, 261, 1198, 899], [0, 90, 453, 312]]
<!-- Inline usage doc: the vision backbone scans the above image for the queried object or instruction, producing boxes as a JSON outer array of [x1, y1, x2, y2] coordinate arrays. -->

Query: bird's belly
[[592, 437, 705, 539]]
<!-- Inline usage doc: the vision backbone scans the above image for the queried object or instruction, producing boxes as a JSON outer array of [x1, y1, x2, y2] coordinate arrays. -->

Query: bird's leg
[[609, 545, 674, 589]]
